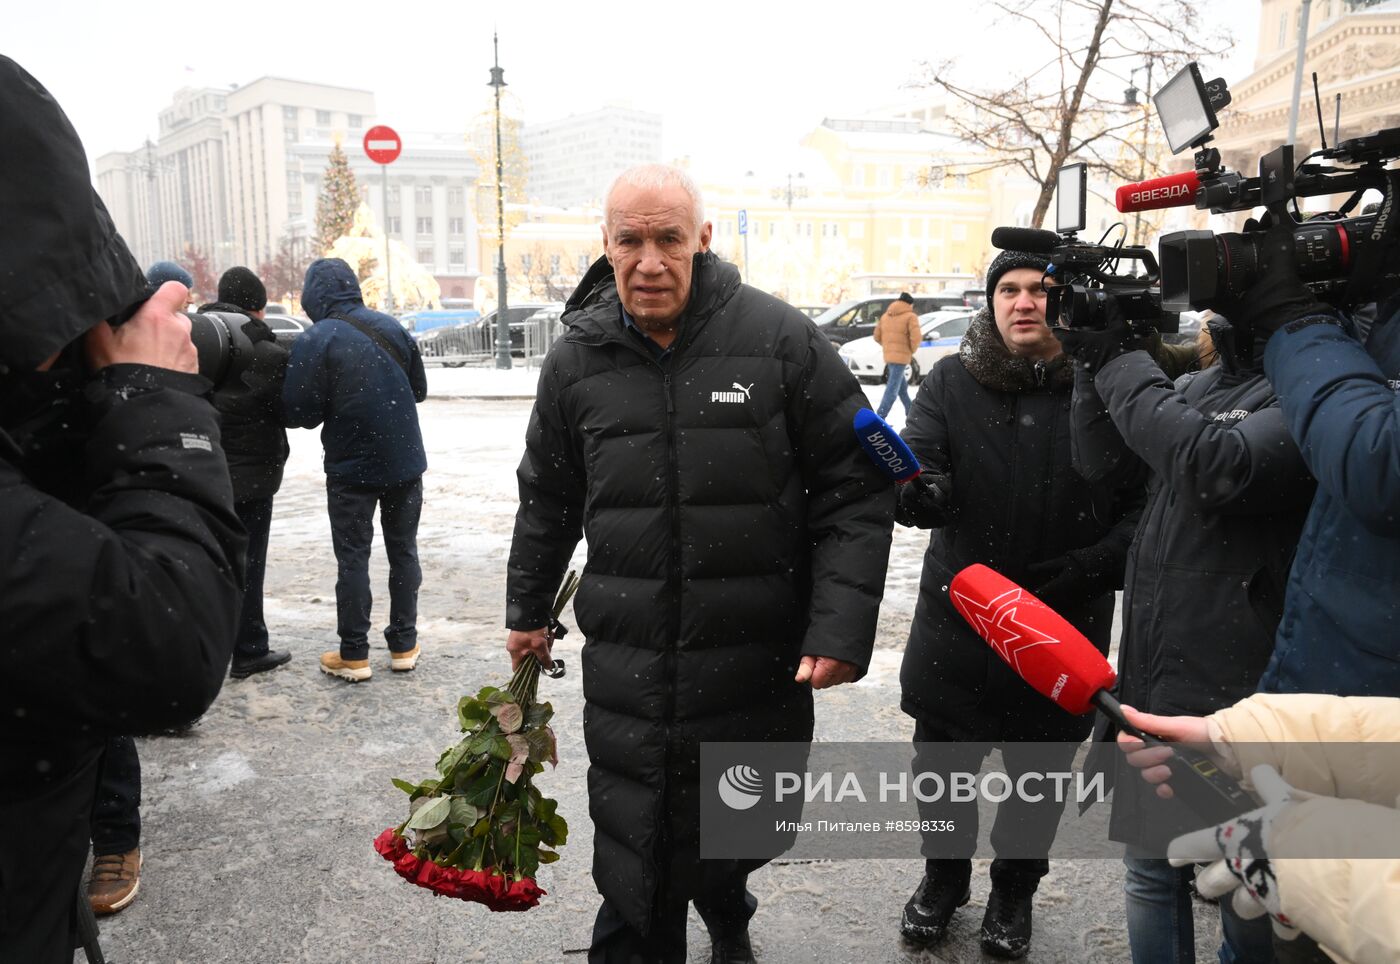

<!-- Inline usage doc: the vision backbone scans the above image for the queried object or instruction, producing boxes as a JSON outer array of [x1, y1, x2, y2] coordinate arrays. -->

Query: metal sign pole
[[382, 164, 393, 312]]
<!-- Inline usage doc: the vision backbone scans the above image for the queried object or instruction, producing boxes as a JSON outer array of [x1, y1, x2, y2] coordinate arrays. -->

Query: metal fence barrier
[[416, 312, 567, 368]]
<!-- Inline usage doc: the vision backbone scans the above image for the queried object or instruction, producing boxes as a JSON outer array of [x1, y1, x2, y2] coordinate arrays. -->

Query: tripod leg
[[75, 885, 107, 964]]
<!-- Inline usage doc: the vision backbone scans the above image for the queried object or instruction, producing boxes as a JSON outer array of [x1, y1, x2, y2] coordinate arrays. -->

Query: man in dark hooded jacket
[[1061, 308, 1315, 964], [506, 164, 895, 964], [895, 250, 1141, 959], [283, 258, 428, 682], [0, 56, 245, 962]]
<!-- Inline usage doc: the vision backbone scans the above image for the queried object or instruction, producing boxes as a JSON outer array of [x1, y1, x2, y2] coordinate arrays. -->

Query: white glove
[[1167, 764, 1307, 941]]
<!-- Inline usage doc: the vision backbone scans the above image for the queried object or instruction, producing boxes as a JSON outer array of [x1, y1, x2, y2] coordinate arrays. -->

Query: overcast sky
[[13, 0, 1259, 181]]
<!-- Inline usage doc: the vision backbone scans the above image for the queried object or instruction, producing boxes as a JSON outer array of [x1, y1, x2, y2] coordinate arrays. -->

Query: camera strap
[[325, 311, 414, 379], [1347, 168, 1400, 307]]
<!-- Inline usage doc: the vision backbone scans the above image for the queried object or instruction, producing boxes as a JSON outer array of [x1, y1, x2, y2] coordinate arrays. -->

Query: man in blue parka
[[283, 258, 429, 682], [1232, 222, 1400, 697]]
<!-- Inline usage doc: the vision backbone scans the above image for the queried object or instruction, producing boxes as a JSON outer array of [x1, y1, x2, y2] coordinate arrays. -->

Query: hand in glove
[[1217, 220, 1330, 336], [1167, 764, 1306, 942], [894, 471, 952, 529], [1026, 544, 1117, 611], [1052, 298, 1143, 374], [212, 318, 289, 417]]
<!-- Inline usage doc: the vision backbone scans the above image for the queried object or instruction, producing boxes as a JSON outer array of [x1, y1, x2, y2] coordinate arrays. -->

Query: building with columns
[[1212, 0, 1400, 191]]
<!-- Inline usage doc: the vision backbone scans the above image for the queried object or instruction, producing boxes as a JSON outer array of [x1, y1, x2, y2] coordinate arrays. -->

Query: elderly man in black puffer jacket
[[894, 250, 1143, 959], [506, 164, 895, 964]]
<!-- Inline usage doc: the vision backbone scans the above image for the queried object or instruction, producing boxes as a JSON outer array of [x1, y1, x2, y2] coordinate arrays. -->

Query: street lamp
[[772, 171, 808, 210], [1124, 60, 1156, 246], [488, 32, 512, 370]]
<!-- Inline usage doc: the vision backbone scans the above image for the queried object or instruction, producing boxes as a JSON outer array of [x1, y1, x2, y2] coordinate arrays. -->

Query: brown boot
[[319, 651, 371, 682], [88, 847, 142, 915]]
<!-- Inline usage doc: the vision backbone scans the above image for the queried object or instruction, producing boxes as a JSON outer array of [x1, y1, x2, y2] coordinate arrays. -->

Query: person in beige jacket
[[873, 292, 923, 418], [1119, 694, 1400, 964]]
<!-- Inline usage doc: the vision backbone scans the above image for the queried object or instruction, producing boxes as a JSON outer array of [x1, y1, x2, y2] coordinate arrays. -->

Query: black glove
[[894, 471, 952, 529], [1053, 299, 1143, 374], [1026, 544, 1118, 612], [211, 319, 289, 417], [1220, 220, 1329, 335]]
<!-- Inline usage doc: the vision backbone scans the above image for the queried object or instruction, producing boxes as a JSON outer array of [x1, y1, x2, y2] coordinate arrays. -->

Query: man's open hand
[[795, 656, 860, 689]]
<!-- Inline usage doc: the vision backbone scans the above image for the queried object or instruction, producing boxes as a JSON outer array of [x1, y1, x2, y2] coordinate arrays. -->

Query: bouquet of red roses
[[373, 574, 576, 911]]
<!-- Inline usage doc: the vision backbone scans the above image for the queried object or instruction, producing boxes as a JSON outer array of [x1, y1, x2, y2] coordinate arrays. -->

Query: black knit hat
[[897, 292, 914, 304], [218, 266, 268, 312], [985, 249, 1051, 304]]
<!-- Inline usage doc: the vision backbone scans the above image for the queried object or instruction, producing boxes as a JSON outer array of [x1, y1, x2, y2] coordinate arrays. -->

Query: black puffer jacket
[[899, 308, 1141, 742], [506, 252, 895, 931], [199, 302, 290, 502], [1072, 327, 1315, 843]]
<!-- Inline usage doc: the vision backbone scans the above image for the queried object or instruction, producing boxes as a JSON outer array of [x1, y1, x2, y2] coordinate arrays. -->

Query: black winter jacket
[[506, 252, 895, 931], [0, 54, 245, 963], [1071, 338, 1315, 843], [899, 308, 1140, 742], [199, 302, 291, 502]]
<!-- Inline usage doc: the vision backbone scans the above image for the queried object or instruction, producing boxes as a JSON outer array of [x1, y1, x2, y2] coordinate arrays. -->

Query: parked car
[[470, 302, 558, 356], [400, 308, 481, 334], [262, 312, 309, 347], [793, 304, 829, 319], [813, 294, 965, 347], [837, 308, 974, 385]]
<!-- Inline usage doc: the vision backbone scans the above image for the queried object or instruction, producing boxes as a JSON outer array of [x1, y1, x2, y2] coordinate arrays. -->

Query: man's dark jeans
[[90, 736, 140, 857], [233, 497, 274, 660], [326, 476, 422, 660]]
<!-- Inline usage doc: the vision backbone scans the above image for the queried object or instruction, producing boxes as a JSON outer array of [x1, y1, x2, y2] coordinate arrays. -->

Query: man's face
[[602, 182, 712, 337], [992, 268, 1059, 360]]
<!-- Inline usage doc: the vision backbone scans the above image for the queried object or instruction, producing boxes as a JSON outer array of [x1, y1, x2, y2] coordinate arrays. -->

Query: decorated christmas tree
[[315, 142, 361, 254]]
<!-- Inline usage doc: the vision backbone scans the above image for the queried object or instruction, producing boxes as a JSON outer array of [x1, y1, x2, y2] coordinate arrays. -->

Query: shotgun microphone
[[949, 563, 1253, 823], [1114, 170, 1202, 214]]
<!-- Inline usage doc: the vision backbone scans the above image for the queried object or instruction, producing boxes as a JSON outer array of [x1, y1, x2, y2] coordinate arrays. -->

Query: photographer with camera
[[0, 57, 245, 962], [1215, 221, 1400, 700], [1057, 291, 1315, 963]]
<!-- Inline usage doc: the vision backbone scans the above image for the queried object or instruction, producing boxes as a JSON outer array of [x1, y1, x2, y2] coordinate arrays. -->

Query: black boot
[[230, 649, 292, 679], [980, 886, 1033, 959], [709, 929, 756, 964], [899, 871, 971, 946]]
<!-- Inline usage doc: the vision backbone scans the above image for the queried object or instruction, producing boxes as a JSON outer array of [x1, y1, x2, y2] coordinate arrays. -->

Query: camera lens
[[186, 311, 256, 390]]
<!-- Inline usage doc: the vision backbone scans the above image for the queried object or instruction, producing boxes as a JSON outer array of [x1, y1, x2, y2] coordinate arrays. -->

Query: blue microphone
[[853, 408, 922, 484]]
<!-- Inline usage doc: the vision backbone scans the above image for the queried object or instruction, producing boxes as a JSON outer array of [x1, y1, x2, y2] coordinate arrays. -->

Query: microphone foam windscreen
[[949, 563, 1116, 715], [853, 408, 922, 483]]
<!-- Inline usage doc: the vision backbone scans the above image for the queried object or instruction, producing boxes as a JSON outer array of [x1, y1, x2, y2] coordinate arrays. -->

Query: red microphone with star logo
[[949, 563, 1253, 823]]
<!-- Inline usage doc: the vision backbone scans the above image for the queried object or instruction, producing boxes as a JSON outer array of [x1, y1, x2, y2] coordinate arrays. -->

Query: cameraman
[[1059, 301, 1315, 963], [1232, 221, 1400, 698], [0, 57, 244, 962]]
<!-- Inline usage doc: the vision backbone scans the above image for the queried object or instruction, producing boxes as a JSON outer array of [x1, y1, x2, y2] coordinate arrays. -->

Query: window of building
[[386, 185, 400, 203], [878, 168, 892, 189], [447, 187, 463, 206], [415, 185, 433, 205], [316, 109, 332, 125], [550, 254, 561, 274], [449, 246, 465, 268], [448, 217, 464, 235], [521, 253, 533, 273], [768, 222, 776, 238], [282, 106, 297, 123], [578, 252, 591, 274], [387, 216, 402, 234], [417, 247, 434, 267], [804, 222, 812, 237], [348, 114, 362, 128], [416, 216, 433, 233]]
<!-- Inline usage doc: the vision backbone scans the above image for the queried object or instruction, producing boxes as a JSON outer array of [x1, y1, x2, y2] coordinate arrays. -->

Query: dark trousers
[[326, 476, 422, 660], [90, 735, 140, 857], [589, 865, 757, 964], [234, 496, 275, 660], [912, 717, 1077, 895]]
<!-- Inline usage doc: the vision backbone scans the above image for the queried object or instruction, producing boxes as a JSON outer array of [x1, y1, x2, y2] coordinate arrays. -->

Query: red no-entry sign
[[363, 125, 402, 165]]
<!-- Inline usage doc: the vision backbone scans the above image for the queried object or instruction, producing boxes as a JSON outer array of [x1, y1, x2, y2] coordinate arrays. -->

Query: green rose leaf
[[537, 849, 561, 864], [523, 700, 554, 728], [492, 702, 524, 734], [405, 794, 452, 831]]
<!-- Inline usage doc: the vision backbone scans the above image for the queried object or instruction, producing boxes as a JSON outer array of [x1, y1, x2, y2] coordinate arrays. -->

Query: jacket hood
[[882, 301, 917, 322], [561, 251, 741, 344], [300, 258, 366, 322], [959, 306, 1072, 391], [0, 57, 149, 372]]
